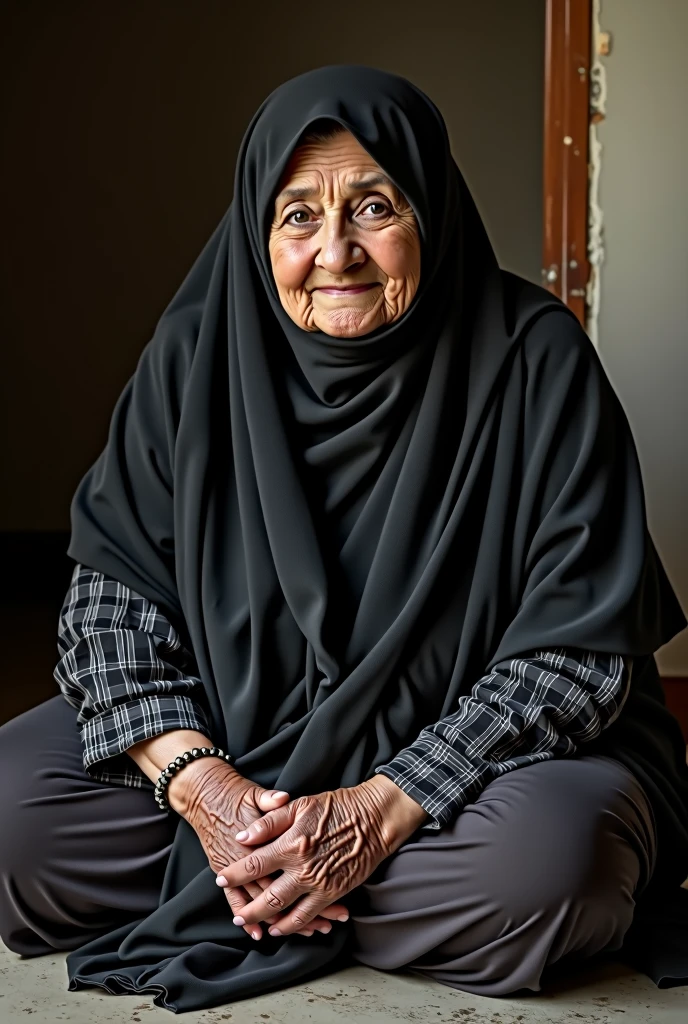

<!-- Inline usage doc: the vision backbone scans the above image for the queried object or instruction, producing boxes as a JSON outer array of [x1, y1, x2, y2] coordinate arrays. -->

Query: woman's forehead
[[273, 132, 408, 214], [276, 133, 384, 191]]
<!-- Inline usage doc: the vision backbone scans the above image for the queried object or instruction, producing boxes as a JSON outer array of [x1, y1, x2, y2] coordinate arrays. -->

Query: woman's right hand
[[170, 757, 349, 940]]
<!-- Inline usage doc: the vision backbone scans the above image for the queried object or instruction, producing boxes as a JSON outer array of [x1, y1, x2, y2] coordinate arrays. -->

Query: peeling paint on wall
[[586, 0, 607, 348]]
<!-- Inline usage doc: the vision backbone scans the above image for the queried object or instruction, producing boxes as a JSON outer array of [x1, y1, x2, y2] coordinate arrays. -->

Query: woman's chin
[[314, 306, 381, 339]]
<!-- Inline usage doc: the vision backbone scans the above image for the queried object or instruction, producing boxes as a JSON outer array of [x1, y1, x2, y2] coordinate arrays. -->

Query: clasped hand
[[215, 774, 428, 937]]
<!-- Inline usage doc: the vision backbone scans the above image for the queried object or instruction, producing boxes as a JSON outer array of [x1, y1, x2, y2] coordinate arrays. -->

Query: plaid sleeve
[[376, 649, 631, 830], [54, 563, 210, 788]]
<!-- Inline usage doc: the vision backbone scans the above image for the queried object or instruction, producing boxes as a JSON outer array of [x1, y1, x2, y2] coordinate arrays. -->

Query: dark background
[[0, 0, 545, 532]]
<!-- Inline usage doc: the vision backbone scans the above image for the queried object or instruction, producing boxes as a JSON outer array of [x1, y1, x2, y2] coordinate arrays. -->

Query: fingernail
[[216, 875, 228, 887], [252, 928, 261, 941], [268, 927, 281, 936], [319, 923, 332, 934], [271, 791, 289, 798], [233, 916, 245, 926], [337, 914, 349, 922], [235, 830, 249, 841]]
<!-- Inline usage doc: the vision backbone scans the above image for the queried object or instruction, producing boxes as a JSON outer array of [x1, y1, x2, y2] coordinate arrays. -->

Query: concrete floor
[[1, 944, 686, 1024]]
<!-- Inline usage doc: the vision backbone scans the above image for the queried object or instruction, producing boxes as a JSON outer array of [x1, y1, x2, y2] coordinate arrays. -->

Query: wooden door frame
[[543, 6, 688, 741], [542, 0, 592, 325]]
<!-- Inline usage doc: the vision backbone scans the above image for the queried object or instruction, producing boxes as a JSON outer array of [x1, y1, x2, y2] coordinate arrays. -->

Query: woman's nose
[[315, 221, 365, 275]]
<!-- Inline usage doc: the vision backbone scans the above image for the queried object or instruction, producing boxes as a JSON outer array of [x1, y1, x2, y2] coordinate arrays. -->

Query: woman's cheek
[[369, 231, 419, 284], [273, 240, 314, 292]]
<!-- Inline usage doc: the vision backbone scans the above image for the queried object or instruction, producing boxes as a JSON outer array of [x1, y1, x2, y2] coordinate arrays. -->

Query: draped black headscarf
[[65, 67, 687, 1009]]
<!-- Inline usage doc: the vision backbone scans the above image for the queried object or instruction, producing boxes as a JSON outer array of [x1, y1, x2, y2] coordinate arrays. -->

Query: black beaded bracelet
[[154, 746, 235, 812]]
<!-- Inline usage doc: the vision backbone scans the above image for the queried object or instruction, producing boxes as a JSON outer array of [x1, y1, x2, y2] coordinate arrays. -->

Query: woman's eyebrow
[[277, 184, 319, 201], [276, 173, 394, 205], [347, 174, 393, 191]]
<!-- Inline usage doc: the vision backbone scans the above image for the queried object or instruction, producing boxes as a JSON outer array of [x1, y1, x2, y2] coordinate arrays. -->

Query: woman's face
[[269, 130, 421, 337]]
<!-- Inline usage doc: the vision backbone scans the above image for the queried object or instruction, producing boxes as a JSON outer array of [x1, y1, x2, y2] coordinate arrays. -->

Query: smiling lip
[[315, 284, 378, 296]]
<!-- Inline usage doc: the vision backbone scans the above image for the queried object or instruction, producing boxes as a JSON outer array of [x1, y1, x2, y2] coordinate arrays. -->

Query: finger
[[310, 918, 333, 935], [256, 788, 290, 812], [216, 839, 287, 888], [217, 859, 345, 934], [246, 877, 285, 926], [250, 877, 322, 936], [234, 803, 295, 846], [254, 877, 288, 927], [268, 893, 333, 937], [255, 878, 332, 934], [223, 885, 263, 941], [253, 876, 300, 929], [315, 903, 350, 923], [245, 880, 269, 907], [253, 877, 280, 925], [228, 875, 303, 927]]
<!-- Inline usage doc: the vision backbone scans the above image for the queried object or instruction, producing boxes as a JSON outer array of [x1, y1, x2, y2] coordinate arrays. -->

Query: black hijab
[[65, 66, 686, 1009]]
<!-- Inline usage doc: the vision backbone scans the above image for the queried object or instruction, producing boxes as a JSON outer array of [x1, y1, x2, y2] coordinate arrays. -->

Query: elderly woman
[[1, 67, 687, 1012]]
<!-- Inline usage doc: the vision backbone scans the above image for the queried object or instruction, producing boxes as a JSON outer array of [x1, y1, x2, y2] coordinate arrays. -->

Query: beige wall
[[1, 0, 545, 531], [597, 0, 688, 674]]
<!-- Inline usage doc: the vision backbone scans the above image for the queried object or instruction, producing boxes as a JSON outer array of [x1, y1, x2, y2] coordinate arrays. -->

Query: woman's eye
[[362, 201, 389, 217], [287, 209, 310, 225]]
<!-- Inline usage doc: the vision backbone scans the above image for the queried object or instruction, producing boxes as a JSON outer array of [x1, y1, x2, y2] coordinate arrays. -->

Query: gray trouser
[[0, 696, 656, 996]]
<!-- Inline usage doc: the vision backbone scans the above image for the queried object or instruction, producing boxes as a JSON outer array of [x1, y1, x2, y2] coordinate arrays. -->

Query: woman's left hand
[[214, 774, 429, 936]]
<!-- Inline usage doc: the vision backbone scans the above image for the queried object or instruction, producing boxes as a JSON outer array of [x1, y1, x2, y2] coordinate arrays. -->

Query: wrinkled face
[[269, 130, 421, 337]]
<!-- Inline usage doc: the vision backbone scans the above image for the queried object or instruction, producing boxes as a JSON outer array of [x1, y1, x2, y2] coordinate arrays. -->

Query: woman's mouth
[[315, 283, 378, 296]]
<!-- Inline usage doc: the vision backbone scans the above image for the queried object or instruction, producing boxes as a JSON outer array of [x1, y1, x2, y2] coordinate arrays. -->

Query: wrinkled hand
[[179, 760, 348, 940], [215, 774, 429, 936]]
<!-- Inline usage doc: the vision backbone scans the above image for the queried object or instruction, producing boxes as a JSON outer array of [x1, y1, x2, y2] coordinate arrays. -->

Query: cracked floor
[[1, 944, 686, 1023]]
